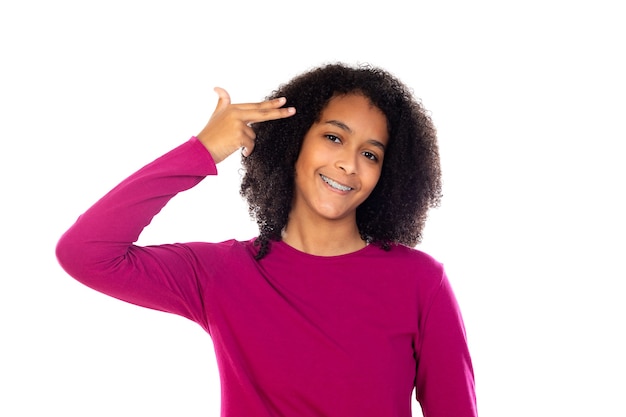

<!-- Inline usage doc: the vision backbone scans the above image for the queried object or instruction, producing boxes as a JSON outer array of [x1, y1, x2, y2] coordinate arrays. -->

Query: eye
[[362, 151, 379, 162], [325, 134, 341, 144]]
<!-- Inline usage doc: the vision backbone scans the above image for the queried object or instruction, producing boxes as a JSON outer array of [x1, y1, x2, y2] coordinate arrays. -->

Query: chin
[[316, 207, 356, 222]]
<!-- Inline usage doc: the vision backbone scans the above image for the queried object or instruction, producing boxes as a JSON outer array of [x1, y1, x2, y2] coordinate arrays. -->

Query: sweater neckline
[[273, 240, 378, 261]]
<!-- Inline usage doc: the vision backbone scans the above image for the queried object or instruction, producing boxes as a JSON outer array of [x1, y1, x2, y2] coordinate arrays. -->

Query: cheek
[[364, 167, 383, 191], [295, 140, 322, 170]]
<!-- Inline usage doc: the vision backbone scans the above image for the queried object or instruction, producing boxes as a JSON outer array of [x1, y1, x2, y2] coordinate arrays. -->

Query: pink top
[[56, 137, 477, 417]]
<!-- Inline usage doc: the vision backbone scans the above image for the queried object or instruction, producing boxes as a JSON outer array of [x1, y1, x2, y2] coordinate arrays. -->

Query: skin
[[197, 89, 388, 256], [284, 94, 389, 255], [197, 87, 296, 163]]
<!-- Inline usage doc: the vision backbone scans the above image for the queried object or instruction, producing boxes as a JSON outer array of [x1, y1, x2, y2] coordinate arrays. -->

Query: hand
[[196, 87, 296, 164]]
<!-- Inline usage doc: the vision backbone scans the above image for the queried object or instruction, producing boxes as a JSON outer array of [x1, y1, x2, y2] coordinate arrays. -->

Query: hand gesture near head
[[197, 87, 296, 164]]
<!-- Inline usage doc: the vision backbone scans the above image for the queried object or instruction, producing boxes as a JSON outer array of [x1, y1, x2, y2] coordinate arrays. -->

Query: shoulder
[[372, 244, 447, 296], [181, 238, 259, 263], [382, 244, 444, 275]]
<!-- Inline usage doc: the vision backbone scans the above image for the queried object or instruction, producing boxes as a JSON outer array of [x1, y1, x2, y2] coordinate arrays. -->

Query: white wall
[[1, 1, 624, 416]]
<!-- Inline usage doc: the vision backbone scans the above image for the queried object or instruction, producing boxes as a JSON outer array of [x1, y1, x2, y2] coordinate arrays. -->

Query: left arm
[[415, 272, 477, 417]]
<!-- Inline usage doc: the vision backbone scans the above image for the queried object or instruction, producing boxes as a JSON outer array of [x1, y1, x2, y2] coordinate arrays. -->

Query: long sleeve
[[415, 270, 477, 417], [55, 137, 218, 329]]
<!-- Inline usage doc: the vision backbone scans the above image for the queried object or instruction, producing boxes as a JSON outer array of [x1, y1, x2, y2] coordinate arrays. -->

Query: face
[[291, 93, 389, 223]]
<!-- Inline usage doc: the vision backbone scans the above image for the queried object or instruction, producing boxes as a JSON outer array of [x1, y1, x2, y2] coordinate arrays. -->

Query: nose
[[335, 149, 358, 175]]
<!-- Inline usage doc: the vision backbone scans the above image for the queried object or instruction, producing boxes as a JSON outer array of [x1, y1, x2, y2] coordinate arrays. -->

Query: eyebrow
[[324, 119, 386, 151]]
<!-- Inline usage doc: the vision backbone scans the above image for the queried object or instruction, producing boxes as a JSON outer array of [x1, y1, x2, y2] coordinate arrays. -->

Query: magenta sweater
[[56, 137, 477, 417]]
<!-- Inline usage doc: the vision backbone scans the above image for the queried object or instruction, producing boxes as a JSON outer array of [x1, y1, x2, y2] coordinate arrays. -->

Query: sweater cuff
[[189, 136, 218, 175]]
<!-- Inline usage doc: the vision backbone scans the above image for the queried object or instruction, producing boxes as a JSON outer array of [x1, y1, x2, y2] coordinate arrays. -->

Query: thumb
[[212, 86, 231, 113]]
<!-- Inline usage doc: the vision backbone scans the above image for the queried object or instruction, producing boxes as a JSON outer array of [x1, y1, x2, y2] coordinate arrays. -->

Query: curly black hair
[[240, 62, 442, 260]]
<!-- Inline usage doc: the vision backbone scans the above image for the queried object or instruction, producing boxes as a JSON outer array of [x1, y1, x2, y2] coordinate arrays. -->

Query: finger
[[240, 129, 256, 157], [244, 105, 296, 124], [233, 96, 288, 111], [213, 86, 231, 113]]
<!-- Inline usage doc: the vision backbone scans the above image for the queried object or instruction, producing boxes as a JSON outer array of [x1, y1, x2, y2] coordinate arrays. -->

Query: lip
[[320, 174, 354, 192]]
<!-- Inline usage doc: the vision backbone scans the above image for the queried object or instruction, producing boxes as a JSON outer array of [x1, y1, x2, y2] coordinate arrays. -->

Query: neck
[[282, 214, 366, 256]]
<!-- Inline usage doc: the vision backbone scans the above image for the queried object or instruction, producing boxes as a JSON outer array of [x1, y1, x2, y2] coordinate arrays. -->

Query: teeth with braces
[[321, 174, 352, 191]]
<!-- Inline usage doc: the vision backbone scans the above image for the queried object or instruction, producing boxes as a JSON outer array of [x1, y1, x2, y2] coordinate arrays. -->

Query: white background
[[1, 1, 624, 416]]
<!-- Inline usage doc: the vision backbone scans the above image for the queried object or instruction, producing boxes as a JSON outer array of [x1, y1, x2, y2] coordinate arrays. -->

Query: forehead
[[317, 93, 389, 140]]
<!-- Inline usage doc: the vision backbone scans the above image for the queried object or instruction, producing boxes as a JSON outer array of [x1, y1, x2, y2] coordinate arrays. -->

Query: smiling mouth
[[320, 174, 353, 191]]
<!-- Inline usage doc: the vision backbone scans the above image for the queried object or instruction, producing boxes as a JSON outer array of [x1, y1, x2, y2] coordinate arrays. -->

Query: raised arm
[[55, 90, 295, 326]]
